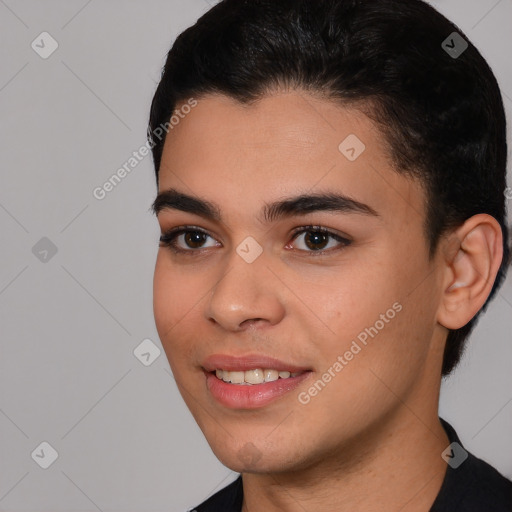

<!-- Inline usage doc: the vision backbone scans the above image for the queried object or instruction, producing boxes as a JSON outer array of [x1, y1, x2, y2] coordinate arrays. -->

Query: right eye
[[159, 227, 221, 254]]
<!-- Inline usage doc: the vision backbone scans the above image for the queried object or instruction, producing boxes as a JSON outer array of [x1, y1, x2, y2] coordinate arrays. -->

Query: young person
[[148, 0, 511, 510]]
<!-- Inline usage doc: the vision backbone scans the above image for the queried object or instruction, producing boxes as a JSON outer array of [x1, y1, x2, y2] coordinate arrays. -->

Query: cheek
[[153, 254, 199, 363], [305, 252, 433, 374], [297, 260, 396, 346], [153, 253, 203, 325], [153, 254, 174, 333]]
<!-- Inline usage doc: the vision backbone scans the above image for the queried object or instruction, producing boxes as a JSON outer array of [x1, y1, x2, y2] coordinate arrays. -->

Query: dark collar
[[194, 418, 512, 511], [430, 418, 512, 511]]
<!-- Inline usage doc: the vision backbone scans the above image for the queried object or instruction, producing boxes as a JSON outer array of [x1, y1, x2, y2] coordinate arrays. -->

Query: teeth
[[264, 369, 279, 382], [245, 369, 264, 384], [216, 368, 302, 384], [229, 371, 245, 384]]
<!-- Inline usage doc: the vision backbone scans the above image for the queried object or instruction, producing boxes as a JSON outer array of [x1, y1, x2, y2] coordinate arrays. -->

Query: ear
[[437, 214, 503, 330]]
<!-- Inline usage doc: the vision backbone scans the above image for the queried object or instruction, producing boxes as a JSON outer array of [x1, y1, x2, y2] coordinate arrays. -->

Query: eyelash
[[158, 225, 352, 256]]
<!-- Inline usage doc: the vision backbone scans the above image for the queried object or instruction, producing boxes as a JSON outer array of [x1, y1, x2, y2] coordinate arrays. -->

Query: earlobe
[[437, 214, 503, 329]]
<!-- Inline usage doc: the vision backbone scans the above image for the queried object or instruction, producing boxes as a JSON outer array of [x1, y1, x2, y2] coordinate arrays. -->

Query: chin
[[206, 436, 308, 475], [216, 453, 290, 474]]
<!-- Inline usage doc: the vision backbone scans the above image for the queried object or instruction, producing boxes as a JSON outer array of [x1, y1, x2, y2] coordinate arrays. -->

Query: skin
[[152, 90, 503, 511]]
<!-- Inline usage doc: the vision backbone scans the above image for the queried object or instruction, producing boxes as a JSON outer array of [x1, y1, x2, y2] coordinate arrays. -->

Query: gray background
[[0, 0, 510, 510]]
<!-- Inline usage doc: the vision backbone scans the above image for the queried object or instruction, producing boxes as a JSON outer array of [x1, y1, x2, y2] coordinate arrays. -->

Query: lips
[[202, 354, 310, 373], [201, 354, 313, 409]]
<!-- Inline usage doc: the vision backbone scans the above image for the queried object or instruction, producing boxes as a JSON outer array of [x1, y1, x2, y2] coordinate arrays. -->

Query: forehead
[[158, 91, 426, 229], [165, 91, 389, 161]]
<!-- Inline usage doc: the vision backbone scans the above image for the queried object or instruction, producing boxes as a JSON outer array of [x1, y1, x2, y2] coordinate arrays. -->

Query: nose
[[205, 248, 286, 332]]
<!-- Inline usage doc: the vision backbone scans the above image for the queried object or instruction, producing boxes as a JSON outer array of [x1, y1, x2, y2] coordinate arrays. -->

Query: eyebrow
[[151, 188, 380, 224]]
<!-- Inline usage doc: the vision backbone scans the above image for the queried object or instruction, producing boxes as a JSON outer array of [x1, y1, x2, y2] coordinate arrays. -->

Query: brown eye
[[303, 231, 330, 250], [290, 226, 352, 253], [183, 231, 208, 249], [159, 227, 219, 253]]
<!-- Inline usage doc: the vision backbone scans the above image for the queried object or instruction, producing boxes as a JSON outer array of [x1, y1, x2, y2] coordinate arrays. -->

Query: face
[[153, 91, 447, 474]]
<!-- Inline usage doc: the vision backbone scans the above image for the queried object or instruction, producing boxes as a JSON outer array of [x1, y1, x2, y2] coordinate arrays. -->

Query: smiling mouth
[[212, 368, 305, 385]]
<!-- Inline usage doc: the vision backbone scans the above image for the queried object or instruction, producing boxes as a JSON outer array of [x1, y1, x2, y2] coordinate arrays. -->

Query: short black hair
[[148, 0, 510, 376]]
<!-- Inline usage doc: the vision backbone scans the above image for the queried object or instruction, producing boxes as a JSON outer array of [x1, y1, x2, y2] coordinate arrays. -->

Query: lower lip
[[205, 370, 312, 409]]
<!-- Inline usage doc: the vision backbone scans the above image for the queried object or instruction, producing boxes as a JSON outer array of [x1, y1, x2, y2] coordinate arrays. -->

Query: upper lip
[[202, 354, 311, 373]]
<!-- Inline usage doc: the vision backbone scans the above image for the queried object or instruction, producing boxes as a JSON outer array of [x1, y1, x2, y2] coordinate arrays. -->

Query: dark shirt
[[192, 418, 512, 511]]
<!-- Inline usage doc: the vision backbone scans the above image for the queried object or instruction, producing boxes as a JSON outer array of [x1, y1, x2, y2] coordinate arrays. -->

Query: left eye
[[289, 227, 351, 252]]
